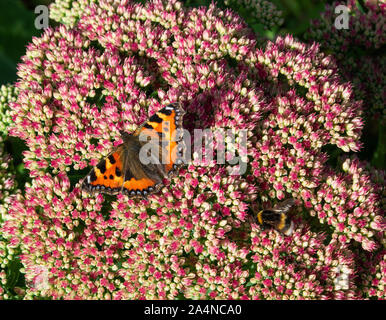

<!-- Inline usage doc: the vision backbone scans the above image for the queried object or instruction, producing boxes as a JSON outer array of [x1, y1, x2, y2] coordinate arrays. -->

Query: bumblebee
[[251, 198, 295, 236]]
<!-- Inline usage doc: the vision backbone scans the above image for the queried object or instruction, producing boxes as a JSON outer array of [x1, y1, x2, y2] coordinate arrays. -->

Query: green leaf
[[0, 0, 42, 84], [0, 51, 16, 84], [371, 121, 385, 168]]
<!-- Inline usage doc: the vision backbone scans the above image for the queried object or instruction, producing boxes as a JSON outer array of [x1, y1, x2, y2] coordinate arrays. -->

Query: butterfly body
[[253, 198, 295, 236], [82, 103, 185, 197]]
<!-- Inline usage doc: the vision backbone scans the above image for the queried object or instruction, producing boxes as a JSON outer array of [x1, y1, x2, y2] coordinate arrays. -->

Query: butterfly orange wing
[[82, 146, 126, 194], [133, 102, 185, 175]]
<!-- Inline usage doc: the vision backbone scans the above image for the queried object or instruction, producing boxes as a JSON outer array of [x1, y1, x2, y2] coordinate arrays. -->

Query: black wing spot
[[160, 108, 173, 116], [115, 167, 122, 177], [104, 175, 107, 179], [89, 170, 97, 182], [149, 113, 163, 123], [108, 154, 116, 164], [109, 174, 114, 180], [144, 123, 154, 129], [97, 161, 107, 174]]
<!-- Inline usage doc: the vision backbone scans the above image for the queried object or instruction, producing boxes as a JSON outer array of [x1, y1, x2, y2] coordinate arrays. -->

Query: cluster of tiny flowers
[[0, 133, 21, 299], [3, 164, 255, 299], [0, 85, 18, 135], [0, 84, 17, 205], [50, 0, 97, 27], [244, 36, 384, 250], [248, 226, 358, 299], [307, 0, 386, 121], [364, 162, 385, 213], [0, 141, 18, 217], [224, 0, 284, 30], [0, 210, 23, 300], [310, 157, 385, 251], [355, 248, 386, 299], [111, 163, 254, 299], [6, 0, 383, 299]]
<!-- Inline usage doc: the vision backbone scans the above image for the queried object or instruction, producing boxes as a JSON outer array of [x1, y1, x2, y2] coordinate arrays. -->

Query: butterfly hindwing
[[120, 139, 161, 197], [82, 146, 125, 194]]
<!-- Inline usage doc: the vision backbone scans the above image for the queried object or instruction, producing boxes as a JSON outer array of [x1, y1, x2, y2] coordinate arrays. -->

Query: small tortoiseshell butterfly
[[82, 102, 185, 197]]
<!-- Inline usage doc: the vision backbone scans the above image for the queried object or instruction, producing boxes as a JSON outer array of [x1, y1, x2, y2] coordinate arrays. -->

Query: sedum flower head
[[224, 0, 284, 30], [50, 0, 97, 27], [309, 157, 385, 251], [248, 226, 358, 299], [0, 84, 19, 136], [355, 248, 386, 299], [0, 137, 18, 218], [0, 136, 22, 300], [307, 0, 386, 121], [6, 0, 384, 299]]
